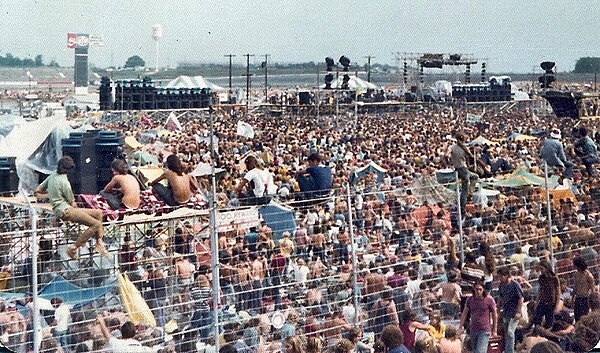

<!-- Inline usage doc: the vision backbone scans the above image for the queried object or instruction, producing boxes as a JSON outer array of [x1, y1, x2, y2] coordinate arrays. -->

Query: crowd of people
[[1, 101, 600, 353]]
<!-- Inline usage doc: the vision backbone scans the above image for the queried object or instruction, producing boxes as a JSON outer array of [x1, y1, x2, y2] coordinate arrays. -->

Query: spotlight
[[325, 57, 335, 71], [449, 54, 461, 61], [539, 61, 556, 88], [540, 61, 556, 72], [339, 56, 350, 71], [341, 74, 350, 90], [324, 74, 334, 89]]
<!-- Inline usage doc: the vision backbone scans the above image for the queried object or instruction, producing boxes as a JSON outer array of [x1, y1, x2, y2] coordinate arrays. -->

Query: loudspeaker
[[299, 91, 311, 105], [62, 131, 100, 194], [0, 157, 18, 193], [70, 175, 98, 195]]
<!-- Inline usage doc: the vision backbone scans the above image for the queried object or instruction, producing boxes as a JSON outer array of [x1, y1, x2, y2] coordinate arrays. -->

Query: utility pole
[[263, 54, 270, 102], [244, 54, 254, 113], [224, 54, 236, 95], [364, 55, 374, 82]]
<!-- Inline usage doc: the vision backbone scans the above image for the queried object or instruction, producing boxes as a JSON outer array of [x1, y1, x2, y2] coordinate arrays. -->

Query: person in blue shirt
[[540, 129, 574, 180], [296, 153, 333, 200], [574, 127, 599, 177]]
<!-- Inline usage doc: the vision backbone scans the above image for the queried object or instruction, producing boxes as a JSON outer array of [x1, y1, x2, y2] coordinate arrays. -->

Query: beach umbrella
[[132, 150, 159, 166], [468, 136, 499, 146], [506, 132, 537, 141]]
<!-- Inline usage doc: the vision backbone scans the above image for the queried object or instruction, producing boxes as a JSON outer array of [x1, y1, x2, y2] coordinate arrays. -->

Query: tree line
[[574, 57, 600, 74], [0, 53, 59, 68]]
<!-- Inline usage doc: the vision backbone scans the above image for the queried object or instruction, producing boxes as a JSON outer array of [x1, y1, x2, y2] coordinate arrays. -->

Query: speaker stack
[[61, 130, 124, 195], [0, 157, 18, 194], [95, 130, 124, 192], [101, 77, 212, 111], [62, 131, 99, 195]]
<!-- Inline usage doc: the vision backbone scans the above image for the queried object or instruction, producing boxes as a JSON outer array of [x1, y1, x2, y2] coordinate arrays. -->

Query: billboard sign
[[89, 35, 105, 47], [67, 33, 90, 49], [216, 208, 260, 232]]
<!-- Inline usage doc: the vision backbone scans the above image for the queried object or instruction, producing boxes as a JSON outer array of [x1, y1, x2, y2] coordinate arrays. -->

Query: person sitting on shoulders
[[100, 159, 141, 210]]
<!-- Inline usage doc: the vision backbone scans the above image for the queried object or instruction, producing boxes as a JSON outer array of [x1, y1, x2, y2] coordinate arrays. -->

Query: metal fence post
[[543, 162, 555, 268], [345, 183, 359, 326], [455, 172, 465, 265], [209, 108, 221, 352], [21, 190, 40, 353]]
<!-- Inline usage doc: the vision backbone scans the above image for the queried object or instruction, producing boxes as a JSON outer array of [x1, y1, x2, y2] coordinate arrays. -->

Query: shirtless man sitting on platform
[[100, 159, 141, 210], [149, 154, 199, 206]]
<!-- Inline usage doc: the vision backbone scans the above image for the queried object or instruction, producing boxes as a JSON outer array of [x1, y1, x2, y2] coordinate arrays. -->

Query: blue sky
[[1, 0, 598, 72]]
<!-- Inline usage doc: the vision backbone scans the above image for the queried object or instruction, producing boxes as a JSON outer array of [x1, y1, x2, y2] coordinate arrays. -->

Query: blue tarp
[[258, 202, 296, 244], [38, 275, 116, 308]]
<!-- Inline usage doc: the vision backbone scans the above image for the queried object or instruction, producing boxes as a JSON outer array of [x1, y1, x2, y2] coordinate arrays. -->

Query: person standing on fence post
[[449, 131, 478, 213], [457, 281, 498, 353], [35, 156, 108, 260], [539, 128, 574, 182], [497, 267, 524, 353], [572, 256, 596, 321]]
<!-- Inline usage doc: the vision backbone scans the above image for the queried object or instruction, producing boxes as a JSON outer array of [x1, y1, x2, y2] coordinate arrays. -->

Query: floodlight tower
[[151, 24, 163, 72]]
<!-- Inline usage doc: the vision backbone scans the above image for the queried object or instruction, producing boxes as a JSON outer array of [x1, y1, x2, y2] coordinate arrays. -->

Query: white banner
[[466, 113, 481, 123], [236, 120, 255, 138], [216, 208, 260, 232]]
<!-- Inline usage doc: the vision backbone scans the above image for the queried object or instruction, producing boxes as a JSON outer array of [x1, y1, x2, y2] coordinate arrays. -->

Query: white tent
[[164, 75, 226, 92], [320, 75, 380, 91]]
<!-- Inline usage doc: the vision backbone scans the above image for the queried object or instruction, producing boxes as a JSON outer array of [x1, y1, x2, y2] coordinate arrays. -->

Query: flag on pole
[[236, 120, 255, 138], [165, 112, 183, 131]]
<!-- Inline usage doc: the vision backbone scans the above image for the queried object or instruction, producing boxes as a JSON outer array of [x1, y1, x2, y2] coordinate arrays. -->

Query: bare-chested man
[[573, 256, 596, 321], [0, 300, 26, 351], [149, 154, 198, 206], [100, 159, 141, 209], [310, 226, 326, 261]]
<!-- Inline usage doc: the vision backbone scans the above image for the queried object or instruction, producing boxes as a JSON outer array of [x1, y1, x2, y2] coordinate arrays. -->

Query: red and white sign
[[67, 33, 90, 49]]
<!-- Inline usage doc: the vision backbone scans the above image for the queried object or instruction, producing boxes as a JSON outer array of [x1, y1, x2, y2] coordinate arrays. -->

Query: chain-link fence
[[1, 163, 599, 353]]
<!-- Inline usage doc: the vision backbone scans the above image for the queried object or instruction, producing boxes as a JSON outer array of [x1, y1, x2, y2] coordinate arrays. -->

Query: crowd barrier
[[0, 166, 599, 353]]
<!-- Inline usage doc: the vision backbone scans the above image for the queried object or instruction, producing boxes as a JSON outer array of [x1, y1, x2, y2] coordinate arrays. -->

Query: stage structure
[[99, 77, 212, 111], [394, 52, 512, 102]]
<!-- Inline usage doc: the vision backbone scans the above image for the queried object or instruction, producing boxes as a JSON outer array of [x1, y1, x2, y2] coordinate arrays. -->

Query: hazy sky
[[0, 0, 598, 73]]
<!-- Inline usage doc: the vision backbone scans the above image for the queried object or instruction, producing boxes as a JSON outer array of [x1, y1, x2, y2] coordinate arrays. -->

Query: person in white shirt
[[235, 155, 276, 206], [50, 297, 71, 349], [97, 315, 159, 353]]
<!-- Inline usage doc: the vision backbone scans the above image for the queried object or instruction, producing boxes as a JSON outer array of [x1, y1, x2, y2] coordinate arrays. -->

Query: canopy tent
[[124, 136, 143, 150], [486, 168, 559, 188], [132, 150, 159, 166], [349, 161, 387, 184], [132, 166, 164, 186], [409, 174, 456, 206], [258, 202, 296, 244], [0, 117, 79, 191], [468, 136, 500, 146], [38, 275, 116, 309], [320, 75, 381, 91], [164, 75, 226, 92], [506, 132, 537, 141]]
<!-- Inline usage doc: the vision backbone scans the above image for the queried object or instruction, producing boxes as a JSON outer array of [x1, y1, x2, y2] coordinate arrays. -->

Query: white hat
[[550, 129, 561, 139]]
